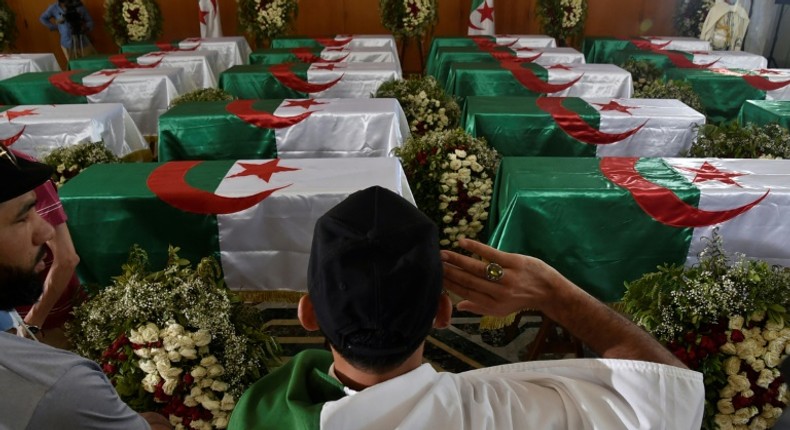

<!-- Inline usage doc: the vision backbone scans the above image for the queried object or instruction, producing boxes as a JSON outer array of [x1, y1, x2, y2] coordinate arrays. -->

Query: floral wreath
[[374, 76, 460, 136], [104, 0, 164, 47], [395, 129, 499, 250], [535, 0, 588, 44], [623, 234, 790, 429], [379, 0, 438, 38], [674, 0, 715, 38], [0, 0, 16, 51], [238, 0, 299, 45]]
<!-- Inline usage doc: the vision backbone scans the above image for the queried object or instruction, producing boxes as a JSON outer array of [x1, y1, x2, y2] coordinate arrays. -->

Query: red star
[[199, 9, 210, 25], [313, 63, 344, 71], [5, 108, 38, 121], [593, 100, 637, 115], [548, 64, 573, 70], [97, 69, 124, 76], [676, 161, 745, 187], [228, 159, 299, 183], [477, 1, 495, 23], [282, 99, 327, 110]]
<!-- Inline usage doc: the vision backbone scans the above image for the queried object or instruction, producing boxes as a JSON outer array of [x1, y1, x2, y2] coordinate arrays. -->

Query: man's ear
[[298, 294, 320, 331], [433, 293, 453, 329]]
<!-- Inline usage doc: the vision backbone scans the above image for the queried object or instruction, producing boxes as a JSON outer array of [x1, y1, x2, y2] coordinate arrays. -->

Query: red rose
[[699, 336, 717, 353], [684, 331, 697, 344], [732, 394, 753, 410], [102, 363, 117, 374], [730, 329, 745, 343], [183, 373, 194, 385]]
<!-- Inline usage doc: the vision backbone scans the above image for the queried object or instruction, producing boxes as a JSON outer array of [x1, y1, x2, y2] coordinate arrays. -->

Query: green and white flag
[[60, 158, 413, 293], [489, 157, 790, 301], [468, 0, 495, 35]]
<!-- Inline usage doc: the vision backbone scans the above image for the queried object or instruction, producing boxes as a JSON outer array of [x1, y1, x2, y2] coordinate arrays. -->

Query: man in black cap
[[0, 144, 171, 429], [230, 185, 705, 429]]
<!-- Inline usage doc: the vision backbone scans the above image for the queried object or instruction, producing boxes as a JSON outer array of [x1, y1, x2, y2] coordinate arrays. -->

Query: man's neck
[[329, 345, 425, 391]]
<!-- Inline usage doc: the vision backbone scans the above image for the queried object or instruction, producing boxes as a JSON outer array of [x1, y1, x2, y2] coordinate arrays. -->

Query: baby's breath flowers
[[375, 76, 460, 136], [67, 246, 281, 430], [395, 129, 499, 250], [535, 0, 588, 44], [623, 233, 790, 430], [43, 141, 119, 187], [379, 0, 438, 38], [104, 0, 163, 47], [238, 0, 298, 45]]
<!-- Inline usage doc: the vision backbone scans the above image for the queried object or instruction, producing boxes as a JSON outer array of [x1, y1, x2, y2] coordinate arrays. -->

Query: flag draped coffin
[[488, 157, 790, 302], [463, 96, 705, 157], [60, 158, 413, 291], [157, 98, 409, 161]]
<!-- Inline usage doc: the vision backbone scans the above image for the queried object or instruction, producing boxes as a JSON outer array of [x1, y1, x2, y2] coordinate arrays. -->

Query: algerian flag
[[488, 157, 790, 301], [198, 0, 223, 38], [60, 158, 413, 293], [466, 97, 705, 157], [468, 0, 495, 35]]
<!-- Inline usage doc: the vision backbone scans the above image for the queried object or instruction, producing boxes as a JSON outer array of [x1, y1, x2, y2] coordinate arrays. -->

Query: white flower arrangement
[[380, 0, 438, 38], [238, 0, 298, 44], [104, 0, 163, 46], [623, 234, 790, 430], [535, 0, 588, 43], [374, 76, 461, 136], [67, 246, 281, 430], [394, 129, 499, 250]]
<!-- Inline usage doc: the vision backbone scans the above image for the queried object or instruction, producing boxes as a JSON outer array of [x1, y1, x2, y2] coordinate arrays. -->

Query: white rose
[[142, 372, 160, 393], [763, 330, 779, 342], [751, 310, 766, 322], [200, 378, 214, 388], [750, 359, 765, 372], [181, 348, 198, 360], [211, 380, 229, 392], [714, 414, 734, 430], [200, 356, 218, 367], [192, 330, 212, 347], [177, 335, 195, 350], [717, 398, 735, 415], [167, 351, 182, 362], [141, 323, 160, 343], [763, 351, 781, 368], [720, 384, 737, 398], [163, 367, 183, 379], [191, 366, 208, 379], [220, 393, 235, 411], [724, 356, 742, 375], [129, 328, 145, 345], [163, 378, 179, 396], [732, 406, 759, 425], [454, 149, 467, 158], [729, 315, 745, 330], [765, 319, 784, 331], [155, 359, 171, 376], [162, 321, 185, 337], [134, 347, 151, 359], [213, 416, 229, 429], [727, 374, 750, 392], [748, 416, 769, 430], [201, 398, 221, 411], [183, 395, 198, 407]]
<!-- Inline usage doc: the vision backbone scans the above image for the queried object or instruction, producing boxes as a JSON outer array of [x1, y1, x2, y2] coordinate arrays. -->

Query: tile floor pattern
[[259, 305, 555, 373]]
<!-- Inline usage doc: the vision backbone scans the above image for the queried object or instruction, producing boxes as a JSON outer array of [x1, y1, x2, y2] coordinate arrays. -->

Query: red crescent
[[500, 61, 582, 94], [315, 37, 352, 48], [536, 97, 645, 144], [0, 126, 25, 147], [48, 71, 114, 96], [741, 75, 790, 91], [146, 161, 289, 215], [269, 64, 344, 93], [109, 54, 162, 69], [629, 39, 671, 50], [467, 17, 484, 31], [471, 36, 516, 51], [600, 157, 769, 228], [225, 100, 312, 129]]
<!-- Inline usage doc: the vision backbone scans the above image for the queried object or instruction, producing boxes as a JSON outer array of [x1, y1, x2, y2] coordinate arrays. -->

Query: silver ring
[[485, 262, 504, 282]]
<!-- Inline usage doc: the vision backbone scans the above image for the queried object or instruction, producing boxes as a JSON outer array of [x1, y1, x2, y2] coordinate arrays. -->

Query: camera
[[62, 0, 86, 36]]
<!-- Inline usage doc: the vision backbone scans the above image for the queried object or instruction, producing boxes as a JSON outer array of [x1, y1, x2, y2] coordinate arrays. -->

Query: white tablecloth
[[137, 50, 219, 89], [0, 103, 146, 159], [306, 62, 401, 98], [83, 68, 193, 136], [178, 36, 252, 72], [331, 34, 397, 51], [0, 54, 61, 80], [272, 98, 409, 158]]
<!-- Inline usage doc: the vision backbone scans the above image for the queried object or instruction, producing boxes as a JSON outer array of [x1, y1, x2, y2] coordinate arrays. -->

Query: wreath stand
[[398, 36, 426, 73]]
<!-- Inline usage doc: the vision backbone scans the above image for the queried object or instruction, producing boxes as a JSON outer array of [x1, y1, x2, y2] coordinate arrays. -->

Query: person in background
[[229, 186, 705, 429], [0, 143, 171, 429], [39, 0, 96, 60]]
